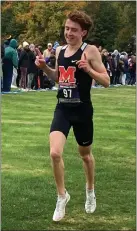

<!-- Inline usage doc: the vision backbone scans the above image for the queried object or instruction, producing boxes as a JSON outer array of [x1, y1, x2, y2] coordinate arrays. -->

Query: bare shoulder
[[86, 44, 100, 54], [84, 44, 101, 60]]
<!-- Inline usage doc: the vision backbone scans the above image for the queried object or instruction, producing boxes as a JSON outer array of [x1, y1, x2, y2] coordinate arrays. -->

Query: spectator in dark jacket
[[128, 55, 136, 85], [16, 45, 23, 87], [111, 54, 117, 84], [119, 55, 127, 85], [101, 49, 109, 70], [112, 50, 121, 84], [18, 41, 30, 89], [27, 44, 37, 90], [107, 53, 114, 84]]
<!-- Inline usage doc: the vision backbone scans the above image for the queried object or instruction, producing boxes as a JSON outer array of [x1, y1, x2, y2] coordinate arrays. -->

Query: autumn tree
[[1, 1, 136, 52]]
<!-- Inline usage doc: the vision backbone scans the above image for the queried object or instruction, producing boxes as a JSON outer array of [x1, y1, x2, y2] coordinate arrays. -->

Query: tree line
[[1, 1, 136, 53]]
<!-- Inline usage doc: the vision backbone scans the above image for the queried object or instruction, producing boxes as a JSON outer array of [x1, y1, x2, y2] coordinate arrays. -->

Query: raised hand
[[35, 49, 46, 69], [35, 48, 43, 58], [76, 53, 91, 73]]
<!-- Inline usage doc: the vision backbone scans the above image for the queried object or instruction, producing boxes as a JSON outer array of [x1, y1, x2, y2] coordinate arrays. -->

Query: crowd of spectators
[[1, 36, 59, 92], [99, 47, 136, 87], [1, 36, 136, 93]]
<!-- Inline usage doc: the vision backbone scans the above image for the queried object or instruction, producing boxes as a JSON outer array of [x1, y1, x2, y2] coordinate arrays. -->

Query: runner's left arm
[[76, 45, 110, 88], [88, 46, 110, 87]]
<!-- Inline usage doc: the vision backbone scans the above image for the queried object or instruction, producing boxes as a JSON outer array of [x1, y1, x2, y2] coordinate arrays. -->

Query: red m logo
[[59, 66, 76, 84]]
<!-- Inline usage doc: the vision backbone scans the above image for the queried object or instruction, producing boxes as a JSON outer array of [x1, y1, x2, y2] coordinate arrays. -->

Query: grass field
[[2, 86, 136, 230]]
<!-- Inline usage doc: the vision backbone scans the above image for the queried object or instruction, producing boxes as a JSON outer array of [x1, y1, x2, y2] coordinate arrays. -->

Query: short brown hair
[[67, 11, 93, 32]]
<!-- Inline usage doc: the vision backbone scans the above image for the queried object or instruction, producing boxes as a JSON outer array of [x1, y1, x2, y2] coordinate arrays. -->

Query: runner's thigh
[[50, 105, 71, 139], [50, 105, 71, 153], [73, 118, 93, 147]]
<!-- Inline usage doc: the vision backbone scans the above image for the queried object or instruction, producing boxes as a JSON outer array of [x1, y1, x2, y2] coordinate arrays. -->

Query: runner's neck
[[67, 42, 83, 52]]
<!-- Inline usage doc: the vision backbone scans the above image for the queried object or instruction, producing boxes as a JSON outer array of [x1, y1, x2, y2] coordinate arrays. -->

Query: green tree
[[113, 1, 136, 52], [2, 1, 135, 52], [1, 1, 87, 47], [1, 2, 30, 42], [85, 1, 118, 51]]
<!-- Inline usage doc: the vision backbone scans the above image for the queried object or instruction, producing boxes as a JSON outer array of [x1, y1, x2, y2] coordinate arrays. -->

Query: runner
[[35, 10, 110, 221]]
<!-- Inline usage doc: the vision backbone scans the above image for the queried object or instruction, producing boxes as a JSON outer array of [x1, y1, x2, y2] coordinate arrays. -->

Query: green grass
[[2, 86, 136, 230]]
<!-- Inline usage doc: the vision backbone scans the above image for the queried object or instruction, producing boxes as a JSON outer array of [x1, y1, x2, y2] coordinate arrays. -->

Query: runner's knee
[[50, 148, 62, 162], [81, 154, 91, 163], [78, 146, 93, 163]]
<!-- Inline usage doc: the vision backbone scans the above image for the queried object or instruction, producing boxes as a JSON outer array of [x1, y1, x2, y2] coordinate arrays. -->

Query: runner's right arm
[[35, 46, 62, 82]]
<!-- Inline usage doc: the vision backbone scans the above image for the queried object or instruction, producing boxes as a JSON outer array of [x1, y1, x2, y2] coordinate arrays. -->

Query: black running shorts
[[50, 103, 94, 146]]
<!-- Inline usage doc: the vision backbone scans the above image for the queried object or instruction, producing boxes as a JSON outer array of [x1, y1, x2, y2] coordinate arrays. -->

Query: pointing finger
[[76, 60, 86, 65], [76, 60, 80, 65], [35, 48, 43, 58]]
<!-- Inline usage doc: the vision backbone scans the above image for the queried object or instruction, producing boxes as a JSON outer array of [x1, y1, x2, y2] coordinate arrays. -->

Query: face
[[24, 45, 29, 50], [104, 51, 108, 56], [30, 46, 35, 52], [48, 45, 52, 51], [64, 19, 87, 45], [98, 46, 102, 52]]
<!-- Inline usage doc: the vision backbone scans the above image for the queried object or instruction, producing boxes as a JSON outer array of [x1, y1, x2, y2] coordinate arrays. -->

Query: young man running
[[35, 11, 110, 221]]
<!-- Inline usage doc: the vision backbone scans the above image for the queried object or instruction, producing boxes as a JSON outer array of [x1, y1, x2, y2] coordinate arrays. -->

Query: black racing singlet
[[57, 42, 92, 105]]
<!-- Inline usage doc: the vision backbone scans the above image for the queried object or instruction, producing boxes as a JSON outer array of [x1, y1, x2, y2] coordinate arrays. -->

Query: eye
[[72, 29, 77, 32]]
